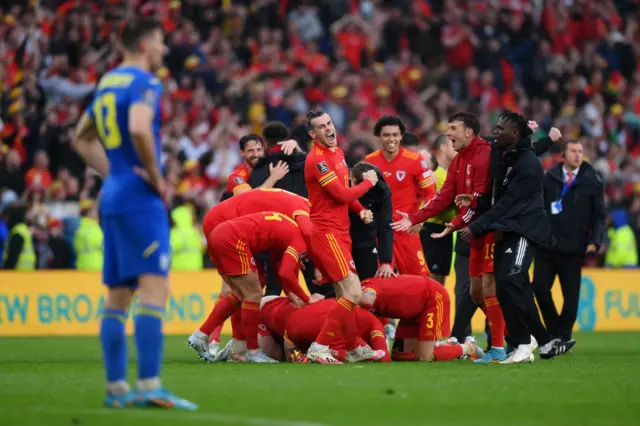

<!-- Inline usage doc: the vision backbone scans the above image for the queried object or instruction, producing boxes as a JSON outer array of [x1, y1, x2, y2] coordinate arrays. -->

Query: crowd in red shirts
[[0, 0, 639, 266]]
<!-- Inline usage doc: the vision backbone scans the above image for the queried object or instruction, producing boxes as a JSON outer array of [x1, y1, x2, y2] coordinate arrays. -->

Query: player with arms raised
[[72, 19, 196, 409], [365, 116, 436, 275], [303, 110, 385, 364]]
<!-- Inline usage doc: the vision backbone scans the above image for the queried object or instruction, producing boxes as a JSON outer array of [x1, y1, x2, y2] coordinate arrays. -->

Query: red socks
[[241, 301, 261, 350], [433, 344, 464, 361], [485, 295, 505, 348], [199, 293, 241, 335], [316, 297, 357, 348], [231, 309, 245, 340]]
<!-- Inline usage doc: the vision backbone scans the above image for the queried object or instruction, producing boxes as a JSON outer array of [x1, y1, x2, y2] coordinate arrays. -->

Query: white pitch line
[[0, 406, 329, 426]]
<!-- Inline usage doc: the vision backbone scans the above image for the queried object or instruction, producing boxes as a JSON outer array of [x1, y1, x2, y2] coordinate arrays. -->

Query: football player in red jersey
[[258, 296, 390, 363], [201, 211, 317, 363], [365, 116, 436, 276], [303, 110, 386, 364], [189, 188, 313, 361], [392, 112, 507, 362], [359, 275, 484, 362], [226, 134, 290, 196]]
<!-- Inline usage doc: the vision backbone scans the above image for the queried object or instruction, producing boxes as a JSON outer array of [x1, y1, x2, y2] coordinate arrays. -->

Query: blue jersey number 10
[[93, 92, 122, 149]]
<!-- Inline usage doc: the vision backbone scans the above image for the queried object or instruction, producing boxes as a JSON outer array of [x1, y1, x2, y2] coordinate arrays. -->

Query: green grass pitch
[[1, 332, 639, 426]]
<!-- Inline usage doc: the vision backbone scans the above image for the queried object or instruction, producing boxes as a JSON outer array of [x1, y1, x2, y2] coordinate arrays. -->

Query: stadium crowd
[[1, 0, 640, 270]]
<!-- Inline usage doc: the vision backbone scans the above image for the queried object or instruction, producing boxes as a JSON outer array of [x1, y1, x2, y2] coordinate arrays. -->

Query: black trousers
[[533, 250, 583, 340], [450, 252, 492, 344], [494, 233, 550, 347], [352, 244, 379, 281]]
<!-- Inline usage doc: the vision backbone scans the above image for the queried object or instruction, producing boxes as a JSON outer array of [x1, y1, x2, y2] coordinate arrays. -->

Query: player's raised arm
[[129, 80, 164, 192], [72, 110, 110, 177], [309, 159, 375, 205]]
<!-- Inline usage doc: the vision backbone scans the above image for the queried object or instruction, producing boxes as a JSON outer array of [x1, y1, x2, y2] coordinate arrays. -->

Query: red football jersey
[[409, 137, 491, 230], [361, 275, 437, 320], [202, 188, 310, 237], [260, 297, 298, 337], [226, 163, 251, 195], [365, 147, 435, 221], [305, 142, 373, 233], [223, 211, 309, 302]]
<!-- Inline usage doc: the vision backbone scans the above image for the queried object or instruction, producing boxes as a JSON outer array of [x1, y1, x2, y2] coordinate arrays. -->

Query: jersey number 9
[[94, 92, 122, 149]]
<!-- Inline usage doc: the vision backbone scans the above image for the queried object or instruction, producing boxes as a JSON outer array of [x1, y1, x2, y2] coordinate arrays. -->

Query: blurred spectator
[[0, 0, 638, 269], [2, 203, 35, 270], [73, 199, 102, 271]]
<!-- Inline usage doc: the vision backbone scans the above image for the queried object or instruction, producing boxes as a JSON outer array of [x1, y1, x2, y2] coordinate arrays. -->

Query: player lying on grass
[[198, 211, 320, 363], [256, 296, 390, 363], [189, 188, 312, 361], [359, 275, 484, 361]]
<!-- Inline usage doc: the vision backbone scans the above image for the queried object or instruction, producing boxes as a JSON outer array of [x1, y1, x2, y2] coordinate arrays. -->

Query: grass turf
[[1, 332, 639, 426]]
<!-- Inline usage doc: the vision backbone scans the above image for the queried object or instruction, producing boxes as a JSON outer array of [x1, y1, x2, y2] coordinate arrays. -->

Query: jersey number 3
[[94, 92, 122, 149]]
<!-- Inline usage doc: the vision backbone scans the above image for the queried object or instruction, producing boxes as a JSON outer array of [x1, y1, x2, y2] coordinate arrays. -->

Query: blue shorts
[[101, 208, 170, 288]]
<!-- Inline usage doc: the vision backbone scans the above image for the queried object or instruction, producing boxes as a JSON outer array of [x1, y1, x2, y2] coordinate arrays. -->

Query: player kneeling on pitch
[[259, 296, 391, 363], [205, 211, 317, 363], [359, 275, 484, 361]]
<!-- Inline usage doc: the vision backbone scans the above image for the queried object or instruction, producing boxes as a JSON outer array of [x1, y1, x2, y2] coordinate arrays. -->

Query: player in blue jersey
[[72, 18, 196, 411]]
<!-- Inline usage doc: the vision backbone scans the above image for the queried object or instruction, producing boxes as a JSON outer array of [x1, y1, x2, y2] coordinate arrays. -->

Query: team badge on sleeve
[[316, 161, 330, 174], [234, 176, 245, 184]]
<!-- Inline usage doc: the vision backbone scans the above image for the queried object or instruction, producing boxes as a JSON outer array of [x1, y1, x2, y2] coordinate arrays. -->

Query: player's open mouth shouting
[[326, 130, 336, 143]]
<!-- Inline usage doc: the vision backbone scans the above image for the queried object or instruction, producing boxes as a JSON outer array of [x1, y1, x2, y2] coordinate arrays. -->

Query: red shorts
[[309, 231, 356, 283], [207, 223, 256, 276], [469, 233, 495, 277], [392, 232, 430, 276], [393, 285, 451, 342], [202, 209, 224, 239]]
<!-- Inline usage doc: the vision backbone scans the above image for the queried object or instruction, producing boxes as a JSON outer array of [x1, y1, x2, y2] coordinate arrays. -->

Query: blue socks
[[134, 304, 165, 380], [100, 308, 128, 384]]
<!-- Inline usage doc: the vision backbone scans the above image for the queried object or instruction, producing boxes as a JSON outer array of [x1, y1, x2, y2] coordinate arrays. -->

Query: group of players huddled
[[186, 101, 564, 365], [73, 18, 570, 410]]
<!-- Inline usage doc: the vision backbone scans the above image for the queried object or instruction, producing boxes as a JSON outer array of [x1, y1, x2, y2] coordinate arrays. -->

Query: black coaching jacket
[[248, 150, 309, 197], [470, 137, 554, 248], [349, 169, 394, 264]]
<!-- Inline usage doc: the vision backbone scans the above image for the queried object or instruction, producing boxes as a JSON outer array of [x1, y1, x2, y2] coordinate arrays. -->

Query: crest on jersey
[[316, 161, 329, 174], [234, 176, 245, 184], [466, 179, 471, 187], [466, 164, 472, 175], [258, 324, 267, 331], [350, 260, 356, 269], [396, 171, 406, 181]]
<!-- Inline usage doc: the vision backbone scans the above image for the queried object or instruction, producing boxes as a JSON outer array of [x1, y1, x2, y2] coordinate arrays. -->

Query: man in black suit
[[534, 140, 605, 350]]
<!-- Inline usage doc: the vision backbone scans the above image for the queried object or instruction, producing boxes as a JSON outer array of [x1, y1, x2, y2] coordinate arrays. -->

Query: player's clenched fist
[[454, 194, 474, 208], [549, 127, 562, 142], [360, 209, 374, 224], [362, 170, 378, 186]]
